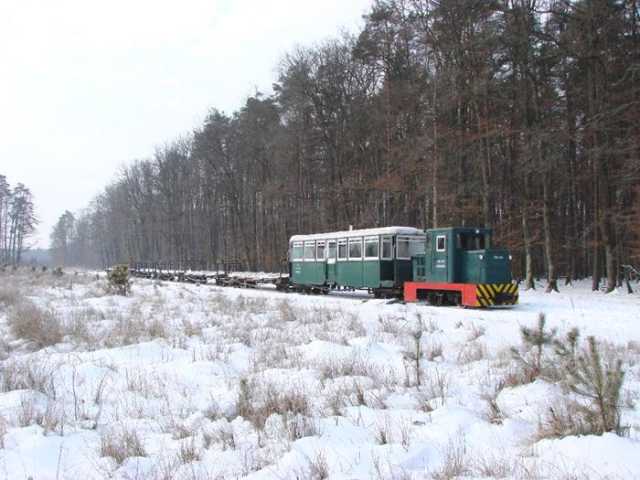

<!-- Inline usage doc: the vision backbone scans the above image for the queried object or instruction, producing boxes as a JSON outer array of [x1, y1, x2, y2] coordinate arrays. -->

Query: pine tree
[[553, 327, 581, 372], [107, 264, 131, 296], [567, 336, 625, 435], [512, 313, 557, 380]]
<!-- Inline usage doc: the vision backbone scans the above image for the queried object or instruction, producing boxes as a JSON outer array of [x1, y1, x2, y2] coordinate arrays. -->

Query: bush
[[8, 301, 63, 348], [100, 427, 147, 465], [537, 333, 627, 439], [236, 378, 315, 439], [0, 356, 58, 394], [107, 264, 131, 296], [511, 313, 556, 381], [0, 286, 22, 308], [566, 336, 625, 435]]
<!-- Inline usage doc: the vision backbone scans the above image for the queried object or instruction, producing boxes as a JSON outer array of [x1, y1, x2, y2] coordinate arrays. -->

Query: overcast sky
[[0, 0, 371, 248]]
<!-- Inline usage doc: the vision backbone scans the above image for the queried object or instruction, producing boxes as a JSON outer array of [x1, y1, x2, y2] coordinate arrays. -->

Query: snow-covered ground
[[0, 270, 638, 479]]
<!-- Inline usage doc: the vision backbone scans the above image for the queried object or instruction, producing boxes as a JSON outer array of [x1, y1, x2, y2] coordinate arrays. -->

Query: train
[[287, 226, 518, 307], [127, 225, 518, 307]]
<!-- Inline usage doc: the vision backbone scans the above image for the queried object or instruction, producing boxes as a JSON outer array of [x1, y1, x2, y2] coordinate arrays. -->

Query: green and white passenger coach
[[289, 227, 426, 298]]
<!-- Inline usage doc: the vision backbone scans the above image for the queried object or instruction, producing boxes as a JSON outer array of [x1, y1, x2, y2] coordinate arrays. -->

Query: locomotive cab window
[[291, 242, 303, 261], [348, 237, 363, 260], [436, 235, 446, 252], [456, 232, 488, 251], [316, 241, 325, 260], [304, 241, 315, 261], [364, 236, 379, 259], [337, 239, 347, 261], [381, 236, 393, 260]]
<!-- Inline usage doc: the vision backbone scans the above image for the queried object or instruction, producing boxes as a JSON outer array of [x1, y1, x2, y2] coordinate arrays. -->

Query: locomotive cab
[[408, 227, 518, 307]]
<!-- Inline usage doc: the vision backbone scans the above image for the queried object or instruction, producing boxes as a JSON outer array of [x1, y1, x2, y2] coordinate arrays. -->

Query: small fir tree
[[511, 313, 557, 380], [553, 327, 581, 373], [107, 264, 131, 296], [567, 336, 625, 435]]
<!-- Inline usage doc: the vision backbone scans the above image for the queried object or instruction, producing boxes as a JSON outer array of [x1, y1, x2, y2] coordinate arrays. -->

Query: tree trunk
[[543, 172, 559, 292], [521, 164, 534, 289]]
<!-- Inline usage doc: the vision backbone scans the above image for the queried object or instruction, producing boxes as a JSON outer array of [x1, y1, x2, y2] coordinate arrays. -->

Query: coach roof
[[290, 226, 424, 243]]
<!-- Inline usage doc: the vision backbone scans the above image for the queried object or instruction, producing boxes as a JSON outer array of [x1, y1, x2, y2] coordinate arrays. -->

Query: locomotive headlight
[[479, 254, 484, 260], [509, 255, 513, 261]]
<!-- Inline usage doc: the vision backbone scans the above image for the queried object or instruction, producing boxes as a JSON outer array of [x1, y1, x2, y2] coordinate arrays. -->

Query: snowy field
[[0, 270, 638, 480]]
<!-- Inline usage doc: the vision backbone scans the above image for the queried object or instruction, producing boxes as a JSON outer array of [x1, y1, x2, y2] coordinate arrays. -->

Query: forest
[[0, 175, 37, 266], [49, 0, 640, 292]]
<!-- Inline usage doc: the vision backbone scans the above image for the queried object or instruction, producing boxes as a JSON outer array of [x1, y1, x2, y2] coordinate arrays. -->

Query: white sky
[[0, 0, 371, 248]]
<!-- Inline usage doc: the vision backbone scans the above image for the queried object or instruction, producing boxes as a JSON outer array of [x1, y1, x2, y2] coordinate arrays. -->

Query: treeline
[[0, 174, 37, 265], [54, 0, 640, 292]]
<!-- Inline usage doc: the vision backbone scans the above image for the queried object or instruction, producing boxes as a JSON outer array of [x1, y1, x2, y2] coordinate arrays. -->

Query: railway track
[[126, 263, 290, 291]]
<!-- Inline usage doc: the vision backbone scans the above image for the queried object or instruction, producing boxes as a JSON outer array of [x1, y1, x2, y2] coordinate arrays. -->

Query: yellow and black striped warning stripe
[[476, 283, 519, 307]]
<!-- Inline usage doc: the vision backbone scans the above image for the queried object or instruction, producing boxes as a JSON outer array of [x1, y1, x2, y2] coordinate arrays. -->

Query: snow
[[0, 272, 638, 479]]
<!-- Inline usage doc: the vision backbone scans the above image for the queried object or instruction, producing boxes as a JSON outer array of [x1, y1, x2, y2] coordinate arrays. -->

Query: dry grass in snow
[[0, 267, 638, 479]]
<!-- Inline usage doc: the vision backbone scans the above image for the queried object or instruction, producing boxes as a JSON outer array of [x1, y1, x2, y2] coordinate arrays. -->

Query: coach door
[[430, 233, 449, 282], [326, 240, 337, 285]]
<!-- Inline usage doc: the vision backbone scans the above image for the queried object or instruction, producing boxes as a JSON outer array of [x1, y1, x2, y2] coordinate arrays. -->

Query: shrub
[[100, 427, 147, 465], [403, 326, 423, 387], [307, 451, 330, 480], [482, 384, 505, 425], [553, 327, 581, 373], [177, 437, 202, 464], [236, 378, 315, 439], [107, 264, 131, 296], [8, 301, 63, 348], [0, 286, 22, 308], [537, 399, 591, 439], [431, 436, 469, 480], [204, 419, 236, 450], [566, 336, 625, 435], [0, 356, 57, 394], [511, 313, 556, 381], [537, 334, 627, 439]]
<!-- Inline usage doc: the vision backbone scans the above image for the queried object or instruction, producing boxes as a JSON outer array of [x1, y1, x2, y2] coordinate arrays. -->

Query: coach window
[[327, 240, 337, 260], [304, 241, 315, 261], [436, 235, 446, 252], [381, 236, 393, 260], [337, 239, 347, 261], [397, 236, 410, 260], [348, 237, 363, 260], [316, 241, 325, 260], [292, 242, 304, 261], [364, 236, 379, 260]]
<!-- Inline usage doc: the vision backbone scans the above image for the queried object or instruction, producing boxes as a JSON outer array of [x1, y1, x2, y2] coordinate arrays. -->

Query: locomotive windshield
[[456, 232, 490, 251]]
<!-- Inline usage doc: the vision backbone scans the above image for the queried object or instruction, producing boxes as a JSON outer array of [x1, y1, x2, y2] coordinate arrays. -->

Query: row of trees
[[54, 0, 640, 292], [0, 174, 37, 265]]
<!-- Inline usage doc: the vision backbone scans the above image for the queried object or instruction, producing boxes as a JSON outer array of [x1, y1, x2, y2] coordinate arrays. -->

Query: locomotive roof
[[290, 226, 424, 242]]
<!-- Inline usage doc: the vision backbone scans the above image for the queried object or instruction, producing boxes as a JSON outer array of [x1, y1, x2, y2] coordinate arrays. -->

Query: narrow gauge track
[[126, 262, 366, 297], [128, 265, 287, 289]]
